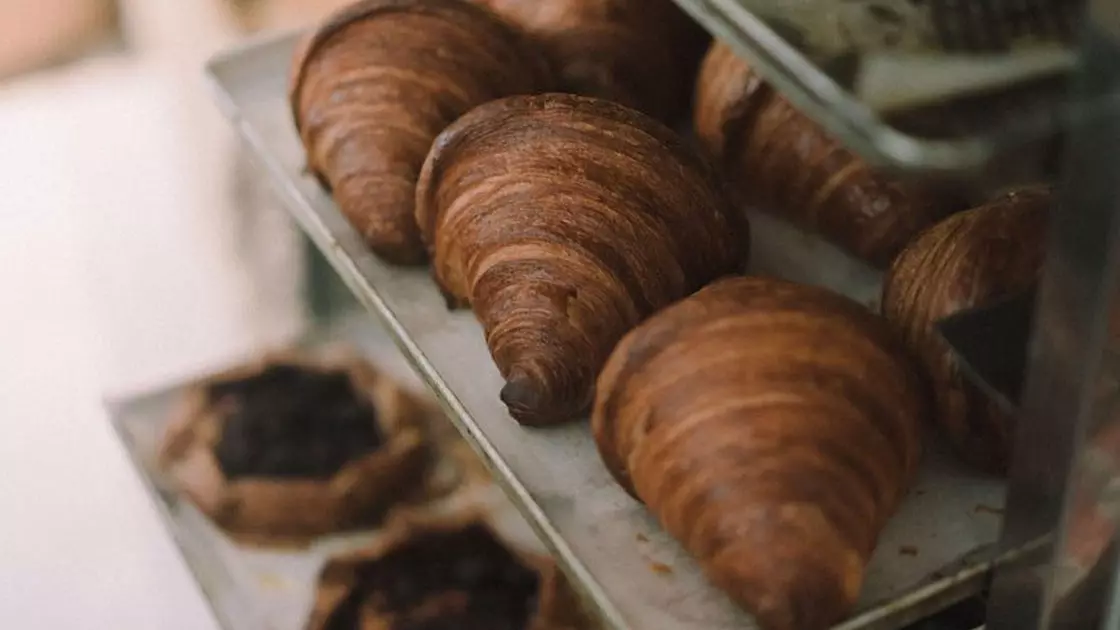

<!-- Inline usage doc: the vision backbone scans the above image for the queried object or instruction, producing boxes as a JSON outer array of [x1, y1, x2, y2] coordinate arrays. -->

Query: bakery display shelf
[[669, 0, 1074, 178], [105, 310, 535, 630], [204, 30, 1019, 630]]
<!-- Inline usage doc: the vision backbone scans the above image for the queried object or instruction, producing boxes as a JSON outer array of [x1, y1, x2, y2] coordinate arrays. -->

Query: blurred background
[[0, 1, 350, 627]]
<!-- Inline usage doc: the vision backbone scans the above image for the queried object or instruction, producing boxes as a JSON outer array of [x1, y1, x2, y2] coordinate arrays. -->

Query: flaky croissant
[[290, 0, 553, 264], [416, 93, 746, 425], [693, 42, 953, 268], [593, 276, 925, 630], [882, 186, 1051, 473], [469, 0, 708, 123]]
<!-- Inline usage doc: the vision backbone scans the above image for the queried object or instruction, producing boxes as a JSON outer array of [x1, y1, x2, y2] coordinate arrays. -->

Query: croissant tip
[[500, 374, 568, 426], [500, 373, 541, 408]]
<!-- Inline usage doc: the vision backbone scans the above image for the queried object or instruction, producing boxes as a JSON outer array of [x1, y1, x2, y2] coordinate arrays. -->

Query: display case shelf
[[202, 31, 1018, 630], [669, 0, 1075, 181]]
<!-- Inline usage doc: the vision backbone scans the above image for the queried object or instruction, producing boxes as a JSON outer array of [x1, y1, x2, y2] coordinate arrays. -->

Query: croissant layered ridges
[[593, 276, 926, 630], [693, 42, 952, 268], [290, 0, 554, 265], [883, 186, 1051, 473], [416, 93, 746, 425], [469, 0, 709, 122]]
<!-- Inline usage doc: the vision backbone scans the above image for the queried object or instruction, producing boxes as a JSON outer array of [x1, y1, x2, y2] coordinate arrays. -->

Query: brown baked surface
[[290, 0, 554, 265], [592, 275, 926, 630], [158, 350, 432, 546], [468, 0, 708, 122], [883, 186, 1051, 473], [307, 511, 592, 630], [415, 92, 746, 426], [693, 42, 956, 268]]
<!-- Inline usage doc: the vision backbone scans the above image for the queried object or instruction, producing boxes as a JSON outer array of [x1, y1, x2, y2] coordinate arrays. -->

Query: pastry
[[693, 42, 955, 268], [290, 0, 554, 264], [592, 276, 926, 630], [468, 0, 708, 122], [882, 186, 1051, 473], [416, 93, 746, 425], [307, 509, 591, 630], [158, 350, 432, 545]]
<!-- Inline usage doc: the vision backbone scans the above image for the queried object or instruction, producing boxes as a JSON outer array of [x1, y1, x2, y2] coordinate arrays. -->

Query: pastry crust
[[592, 276, 926, 630], [290, 0, 554, 265], [306, 508, 592, 630], [416, 92, 746, 425], [882, 186, 1051, 473], [468, 0, 708, 122], [693, 42, 956, 268], [158, 348, 433, 546]]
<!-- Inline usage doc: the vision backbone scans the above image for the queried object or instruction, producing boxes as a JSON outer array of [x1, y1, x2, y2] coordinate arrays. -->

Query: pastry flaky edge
[[692, 41, 958, 268], [592, 275, 927, 630], [157, 346, 439, 547], [288, 0, 555, 265], [306, 506, 594, 630], [881, 185, 1052, 473]]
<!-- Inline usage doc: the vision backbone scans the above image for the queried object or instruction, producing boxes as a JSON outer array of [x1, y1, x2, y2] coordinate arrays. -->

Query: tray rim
[[103, 396, 261, 630]]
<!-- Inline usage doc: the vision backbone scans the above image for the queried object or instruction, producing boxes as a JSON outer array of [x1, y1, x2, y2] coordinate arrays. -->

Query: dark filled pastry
[[290, 0, 554, 264], [882, 186, 1051, 474], [592, 276, 926, 630], [693, 42, 956, 268], [307, 510, 591, 630], [468, 0, 708, 122], [158, 351, 431, 545], [416, 93, 746, 426]]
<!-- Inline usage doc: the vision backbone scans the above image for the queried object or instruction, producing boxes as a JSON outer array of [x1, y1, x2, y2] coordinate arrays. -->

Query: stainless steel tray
[[105, 311, 541, 630], [204, 31, 1011, 630]]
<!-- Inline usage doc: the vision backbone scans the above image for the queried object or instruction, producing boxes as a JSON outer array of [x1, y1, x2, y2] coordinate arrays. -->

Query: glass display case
[[107, 1, 1120, 628]]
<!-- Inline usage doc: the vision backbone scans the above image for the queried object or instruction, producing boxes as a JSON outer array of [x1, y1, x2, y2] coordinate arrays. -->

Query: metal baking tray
[[105, 311, 542, 630], [671, 0, 1077, 180], [205, 31, 1014, 630]]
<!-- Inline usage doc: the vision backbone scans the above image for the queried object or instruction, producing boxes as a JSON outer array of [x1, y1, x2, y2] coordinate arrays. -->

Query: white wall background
[[0, 2, 310, 627]]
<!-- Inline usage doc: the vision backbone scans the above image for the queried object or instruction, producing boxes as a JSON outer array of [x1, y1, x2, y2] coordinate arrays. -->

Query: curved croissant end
[[469, 0, 709, 122], [883, 186, 1051, 474], [416, 93, 746, 425], [593, 276, 926, 630], [693, 42, 954, 268], [291, 0, 554, 265]]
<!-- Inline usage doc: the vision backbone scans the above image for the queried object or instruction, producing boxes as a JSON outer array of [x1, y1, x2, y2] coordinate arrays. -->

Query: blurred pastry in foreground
[[593, 276, 926, 630], [158, 349, 432, 545], [290, 0, 554, 264], [307, 509, 591, 629], [693, 42, 956, 268], [882, 186, 1051, 474]]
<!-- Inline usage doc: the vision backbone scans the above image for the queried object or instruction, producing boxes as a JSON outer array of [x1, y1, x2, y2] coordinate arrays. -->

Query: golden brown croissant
[[416, 93, 746, 425], [469, 0, 708, 123], [693, 42, 954, 268], [290, 0, 554, 264], [593, 275, 925, 630], [882, 186, 1051, 473]]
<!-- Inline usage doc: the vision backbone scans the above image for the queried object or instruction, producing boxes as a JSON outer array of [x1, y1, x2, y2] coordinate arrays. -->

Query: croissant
[[416, 93, 746, 425], [693, 42, 954, 268], [592, 276, 925, 630], [468, 0, 708, 123], [882, 187, 1051, 473], [290, 0, 554, 265]]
